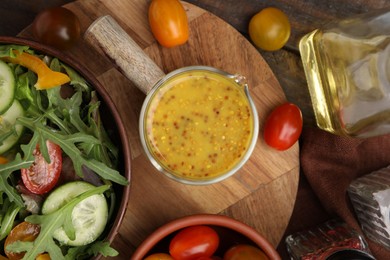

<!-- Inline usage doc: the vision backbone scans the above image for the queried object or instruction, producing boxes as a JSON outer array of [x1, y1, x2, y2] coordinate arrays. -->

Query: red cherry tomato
[[32, 7, 81, 50], [223, 244, 269, 260], [148, 0, 189, 47], [169, 225, 219, 260], [21, 140, 62, 194], [4, 222, 40, 260], [144, 253, 174, 260], [263, 102, 303, 151]]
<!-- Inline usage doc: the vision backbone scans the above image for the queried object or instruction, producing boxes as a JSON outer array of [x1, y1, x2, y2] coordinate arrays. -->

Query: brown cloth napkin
[[300, 126, 390, 259]]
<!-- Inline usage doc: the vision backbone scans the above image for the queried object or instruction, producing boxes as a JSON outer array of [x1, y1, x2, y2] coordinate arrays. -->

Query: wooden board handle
[[84, 15, 165, 94]]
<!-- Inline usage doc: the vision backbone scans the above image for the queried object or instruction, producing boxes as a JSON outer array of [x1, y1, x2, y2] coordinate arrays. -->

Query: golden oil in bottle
[[299, 8, 390, 138]]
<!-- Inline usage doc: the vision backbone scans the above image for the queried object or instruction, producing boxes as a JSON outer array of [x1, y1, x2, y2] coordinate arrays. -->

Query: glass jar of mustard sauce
[[140, 66, 259, 185], [299, 8, 390, 137]]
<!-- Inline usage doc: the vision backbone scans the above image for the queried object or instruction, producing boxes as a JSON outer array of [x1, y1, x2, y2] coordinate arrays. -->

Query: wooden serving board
[[20, 0, 299, 258]]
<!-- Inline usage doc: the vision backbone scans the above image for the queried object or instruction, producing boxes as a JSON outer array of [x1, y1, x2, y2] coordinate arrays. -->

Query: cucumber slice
[[42, 181, 108, 246], [0, 100, 24, 154], [0, 59, 15, 114]]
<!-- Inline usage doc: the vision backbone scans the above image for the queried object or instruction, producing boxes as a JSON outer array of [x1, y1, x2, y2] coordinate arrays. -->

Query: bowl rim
[[131, 214, 281, 260], [0, 36, 132, 259]]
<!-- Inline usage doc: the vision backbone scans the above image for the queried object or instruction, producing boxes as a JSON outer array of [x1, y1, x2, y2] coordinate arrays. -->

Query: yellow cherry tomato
[[248, 7, 291, 51], [4, 222, 40, 260], [148, 0, 189, 48]]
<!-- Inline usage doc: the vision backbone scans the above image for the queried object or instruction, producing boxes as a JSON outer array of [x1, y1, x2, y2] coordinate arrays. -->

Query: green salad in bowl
[[0, 39, 131, 260]]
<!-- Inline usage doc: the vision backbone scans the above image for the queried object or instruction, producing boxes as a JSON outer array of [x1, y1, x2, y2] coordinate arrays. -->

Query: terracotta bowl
[[0, 36, 131, 260], [132, 214, 281, 259]]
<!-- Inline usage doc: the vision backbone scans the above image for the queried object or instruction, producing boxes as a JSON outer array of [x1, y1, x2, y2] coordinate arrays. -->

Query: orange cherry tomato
[[36, 254, 51, 260], [169, 225, 219, 260], [148, 0, 189, 48], [248, 7, 290, 51], [263, 102, 303, 151], [223, 244, 269, 260], [21, 140, 62, 194], [144, 253, 174, 260], [4, 222, 40, 260], [0, 156, 8, 164], [32, 7, 81, 50]]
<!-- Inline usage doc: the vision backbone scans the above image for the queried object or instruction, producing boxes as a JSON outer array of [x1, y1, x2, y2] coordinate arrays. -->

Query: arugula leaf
[[14, 71, 36, 106], [59, 63, 90, 93], [0, 45, 29, 57], [20, 132, 39, 161], [48, 87, 90, 134], [86, 92, 119, 167], [33, 60, 120, 172], [65, 241, 119, 260], [87, 241, 119, 257], [0, 198, 21, 240], [0, 154, 32, 207], [6, 185, 110, 260], [17, 117, 128, 185]]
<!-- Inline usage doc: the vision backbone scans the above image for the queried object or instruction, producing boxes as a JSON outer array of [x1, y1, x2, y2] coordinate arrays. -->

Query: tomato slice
[[21, 140, 62, 194], [169, 225, 219, 260], [4, 222, 40, 260]]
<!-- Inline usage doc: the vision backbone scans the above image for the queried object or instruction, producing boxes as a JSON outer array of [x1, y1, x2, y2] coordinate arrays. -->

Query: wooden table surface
[[1, 0, 389, 259]]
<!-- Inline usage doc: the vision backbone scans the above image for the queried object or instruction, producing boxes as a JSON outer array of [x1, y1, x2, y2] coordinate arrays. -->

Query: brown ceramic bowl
[[132, 214, 281, 259], [0, 36, 131, 259]]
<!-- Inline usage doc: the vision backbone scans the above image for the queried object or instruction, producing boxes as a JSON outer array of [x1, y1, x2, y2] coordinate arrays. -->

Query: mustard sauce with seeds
[[145, 70, 253, 180]]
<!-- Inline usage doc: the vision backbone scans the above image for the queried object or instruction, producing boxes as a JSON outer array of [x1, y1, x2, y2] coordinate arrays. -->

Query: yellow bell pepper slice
[[1, 50, 70, 90]]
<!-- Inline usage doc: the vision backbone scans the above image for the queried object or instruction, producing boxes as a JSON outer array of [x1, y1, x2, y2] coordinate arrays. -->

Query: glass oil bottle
[[299, 8, 390, 137]]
